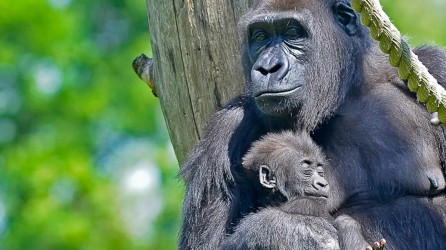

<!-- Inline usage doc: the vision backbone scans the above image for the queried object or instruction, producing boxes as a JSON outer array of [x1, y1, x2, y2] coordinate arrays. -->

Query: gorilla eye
[[284, 27, 302, 39], [317, 166, 324, 177], [252, 31, 268, 42], [303, 169, 313, 176]]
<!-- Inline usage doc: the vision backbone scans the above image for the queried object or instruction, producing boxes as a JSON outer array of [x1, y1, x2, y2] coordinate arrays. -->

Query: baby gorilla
[[221, 131, 383, 250]]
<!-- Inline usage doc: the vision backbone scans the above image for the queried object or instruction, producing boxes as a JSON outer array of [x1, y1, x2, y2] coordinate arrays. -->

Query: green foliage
[[381, 0, 446, 46], [0, 0, 182, 249], [0, 0, 444, 249]]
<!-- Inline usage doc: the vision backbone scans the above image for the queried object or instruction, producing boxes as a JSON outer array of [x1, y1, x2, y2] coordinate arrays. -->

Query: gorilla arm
[[179, 96, 265, 250], [221, 200, 341, 250], [334, 214, 371, 250]]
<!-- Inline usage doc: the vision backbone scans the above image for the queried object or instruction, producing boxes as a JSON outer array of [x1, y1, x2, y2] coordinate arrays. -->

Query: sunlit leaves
[[0, 0, 180, 249]]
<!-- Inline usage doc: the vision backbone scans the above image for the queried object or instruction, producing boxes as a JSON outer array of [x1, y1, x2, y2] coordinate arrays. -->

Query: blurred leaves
[[0, 0, 181, 249], [381, 0, 446, 46]]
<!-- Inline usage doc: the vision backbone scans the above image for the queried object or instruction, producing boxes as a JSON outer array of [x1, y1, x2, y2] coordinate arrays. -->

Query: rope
[[351, 0, 446, 123]]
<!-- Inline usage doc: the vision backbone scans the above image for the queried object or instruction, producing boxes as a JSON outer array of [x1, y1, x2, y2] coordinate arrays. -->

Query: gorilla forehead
[[246, 11, 313, 28], [254, 0, 337, 11], [243, 0, 342, 31]]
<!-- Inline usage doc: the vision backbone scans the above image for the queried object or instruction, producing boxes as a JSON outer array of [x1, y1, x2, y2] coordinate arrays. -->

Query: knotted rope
[[352, 0, 446, 123]]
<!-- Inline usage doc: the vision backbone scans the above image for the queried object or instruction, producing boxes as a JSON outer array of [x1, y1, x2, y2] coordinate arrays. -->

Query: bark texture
[[147, 0, 256, 163]]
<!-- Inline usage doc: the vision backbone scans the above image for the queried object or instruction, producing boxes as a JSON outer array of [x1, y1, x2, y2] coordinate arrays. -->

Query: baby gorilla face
[[294, 159, 329, 198], [243, 131, 330, 201], [257, 148, 330, 201]]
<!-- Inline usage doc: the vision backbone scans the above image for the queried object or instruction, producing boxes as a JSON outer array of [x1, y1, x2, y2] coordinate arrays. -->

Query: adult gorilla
[[179, 0, 446, 249]]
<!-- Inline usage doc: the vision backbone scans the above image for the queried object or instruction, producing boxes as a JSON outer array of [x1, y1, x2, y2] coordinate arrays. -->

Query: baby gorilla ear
[[259, 165, 277, 188]]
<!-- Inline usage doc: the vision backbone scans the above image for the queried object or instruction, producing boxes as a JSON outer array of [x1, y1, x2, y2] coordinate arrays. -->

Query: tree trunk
[[146, 0, 255, 164]]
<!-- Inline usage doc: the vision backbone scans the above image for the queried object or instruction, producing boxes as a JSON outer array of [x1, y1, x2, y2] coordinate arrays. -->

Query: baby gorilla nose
[[313, 174, 330, 194]]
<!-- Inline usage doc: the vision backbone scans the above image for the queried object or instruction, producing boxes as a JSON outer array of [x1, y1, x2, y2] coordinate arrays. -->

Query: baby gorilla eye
[[303, 169, 314, 176], [302, 160, 314, 177], [316, 166, 324, 177], [301, 160, 312, 171]]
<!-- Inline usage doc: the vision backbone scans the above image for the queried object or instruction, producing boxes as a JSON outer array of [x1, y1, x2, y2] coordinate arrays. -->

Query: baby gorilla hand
[[366, 239, 386, 250]]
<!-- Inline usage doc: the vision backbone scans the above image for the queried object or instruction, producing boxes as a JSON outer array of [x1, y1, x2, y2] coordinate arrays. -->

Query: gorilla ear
[[333, 2, 358, 36], [259, 165, 276, 189]]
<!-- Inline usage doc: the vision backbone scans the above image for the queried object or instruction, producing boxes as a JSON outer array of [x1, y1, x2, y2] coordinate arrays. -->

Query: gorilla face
[[242, 1, 363, 130], [248, 14, 310, 116]]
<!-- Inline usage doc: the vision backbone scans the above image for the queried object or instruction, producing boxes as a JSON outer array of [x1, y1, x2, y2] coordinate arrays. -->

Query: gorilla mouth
[[255, 86, 301, 98], [313, 194, 328, 199], [304, 192, 328, 199], [253, 86, 303, 117]]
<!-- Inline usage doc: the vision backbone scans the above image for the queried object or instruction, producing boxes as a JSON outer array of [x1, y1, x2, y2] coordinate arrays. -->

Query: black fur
[[179, 0, 446, 249], [221, 131, 371, 250], [222, 200, 340, 250]]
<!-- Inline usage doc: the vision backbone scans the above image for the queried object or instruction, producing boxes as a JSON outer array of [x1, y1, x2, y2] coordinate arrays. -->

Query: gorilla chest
[[315, 112, 445, 201]]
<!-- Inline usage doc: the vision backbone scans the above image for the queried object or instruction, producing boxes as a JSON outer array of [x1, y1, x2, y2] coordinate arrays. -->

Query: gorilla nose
[[313, 177, 329, 192], [252, 51, 289, 81], [256, 63, 283, 76]]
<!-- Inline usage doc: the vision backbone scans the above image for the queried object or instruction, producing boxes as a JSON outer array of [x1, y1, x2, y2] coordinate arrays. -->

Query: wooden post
[[146, 0, 255, 164]]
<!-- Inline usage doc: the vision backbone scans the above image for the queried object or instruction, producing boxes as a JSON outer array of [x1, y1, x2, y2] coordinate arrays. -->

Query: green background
[[0, 0, 445, 249]]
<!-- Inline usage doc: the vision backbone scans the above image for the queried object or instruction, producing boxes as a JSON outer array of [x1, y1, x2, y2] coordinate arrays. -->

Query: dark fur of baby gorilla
[[221, 131, 370, 250]]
